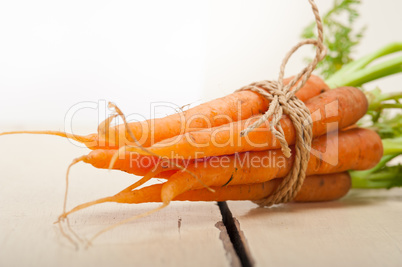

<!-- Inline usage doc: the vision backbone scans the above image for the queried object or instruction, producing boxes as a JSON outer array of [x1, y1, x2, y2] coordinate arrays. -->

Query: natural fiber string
[[236, 0, 326, 206]]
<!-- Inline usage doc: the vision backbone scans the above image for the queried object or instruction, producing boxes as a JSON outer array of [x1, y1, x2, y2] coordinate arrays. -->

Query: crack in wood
[[216, 202, 254, 267], [215, 221, 241, 267]]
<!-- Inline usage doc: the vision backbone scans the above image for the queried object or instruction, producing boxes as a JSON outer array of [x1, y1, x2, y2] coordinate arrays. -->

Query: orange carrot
[[117, 172, 351, 203], [63, 128, 382, 215], [79, 86, 366, 176], [0, 75, 328, 149], [59, 172, 351, 220], [116, 86, 367, 159], [81, 150, 164, 177], [159, 128, 382, 204]]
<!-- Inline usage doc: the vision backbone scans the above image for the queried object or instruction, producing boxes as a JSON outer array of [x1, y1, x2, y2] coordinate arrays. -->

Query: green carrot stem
[[329, 42, 402, 79], [382, 138, 402, 155], [326, 42, 402, 87], [350, 153, 401, 189], [379, 103, 402, 109], [380, 92, 402, 102], [351, 167, 402, 189], [368, 93, 402, 111], [327, 55, 402, 88], [351, 175, 402, 189]]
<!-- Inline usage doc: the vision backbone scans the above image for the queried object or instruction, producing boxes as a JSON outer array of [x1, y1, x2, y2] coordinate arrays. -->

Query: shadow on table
[[237, 188, 402, 219]]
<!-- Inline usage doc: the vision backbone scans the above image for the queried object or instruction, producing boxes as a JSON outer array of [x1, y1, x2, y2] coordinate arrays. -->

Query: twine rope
[[236, 0, 326, 206]]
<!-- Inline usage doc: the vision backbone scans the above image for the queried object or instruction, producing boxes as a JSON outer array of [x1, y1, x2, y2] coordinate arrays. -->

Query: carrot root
[[58, 163, 169, 223], [58, 196, 115, 222], [0, 130, 93, 144], [63, 156, 87, 215]]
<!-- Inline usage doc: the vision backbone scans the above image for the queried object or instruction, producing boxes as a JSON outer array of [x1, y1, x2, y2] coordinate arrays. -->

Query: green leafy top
[[301, 0, 402, 189], [301, 0, 366, 79]]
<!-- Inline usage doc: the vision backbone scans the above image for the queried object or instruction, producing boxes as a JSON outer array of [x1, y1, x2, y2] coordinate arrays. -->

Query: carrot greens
[[301, 0, 365, 79], [302, 0, 402, 189]]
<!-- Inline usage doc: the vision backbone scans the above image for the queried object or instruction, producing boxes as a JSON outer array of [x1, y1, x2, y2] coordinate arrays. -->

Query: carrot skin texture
[[82, 150, 176, 178], [84, 126, 380, 181], [178, 172, 352, 202], [93, 75, 329, 149], [0, 75, 327, 150], [292, 172, 351, 202], [112, 172, 351, 204], [160, 128, 382, 203], [85, 86, 366, 175], [186, 172, 352, 202], [122, 86, 368, 159]]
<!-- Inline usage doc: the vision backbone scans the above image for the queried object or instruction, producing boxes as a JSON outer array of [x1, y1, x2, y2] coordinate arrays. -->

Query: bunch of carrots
[[2, 0, 402, 244], [0, 63, 392, 217], [1, 48, 401, 245]]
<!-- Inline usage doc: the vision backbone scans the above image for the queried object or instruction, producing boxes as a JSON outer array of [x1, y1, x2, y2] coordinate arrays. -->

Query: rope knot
[[271, 87, 289, 104], [237, 0, 326, 207]]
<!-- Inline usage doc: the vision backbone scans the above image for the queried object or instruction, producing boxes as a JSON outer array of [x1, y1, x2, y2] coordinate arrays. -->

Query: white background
[[1, 0, 401, 133]]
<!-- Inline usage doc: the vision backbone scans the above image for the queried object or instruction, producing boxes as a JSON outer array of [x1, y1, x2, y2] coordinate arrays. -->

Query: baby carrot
[[0, 75, 328, 149], [159, 128, 382, 204], [59, 172, 351, 221], [117, 172, 352, 203], [114, 86, 367, 159]]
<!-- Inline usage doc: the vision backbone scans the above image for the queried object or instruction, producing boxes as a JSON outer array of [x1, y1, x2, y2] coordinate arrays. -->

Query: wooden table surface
[[1, 135, 402, 267]]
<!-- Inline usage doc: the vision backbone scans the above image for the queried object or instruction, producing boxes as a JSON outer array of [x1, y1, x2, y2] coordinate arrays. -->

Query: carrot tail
[[61, 156, 90, 217], [57, 155, 95, 248], [57, 172, 350, 244], [0, 130, 94, 144], [97, 114, 118, 137], [120, 168, 166, 193], [58, 168, 166, 222], [58, 180, 169, 245], [58, 196, 115, 222], [108, 145, 128, 170]]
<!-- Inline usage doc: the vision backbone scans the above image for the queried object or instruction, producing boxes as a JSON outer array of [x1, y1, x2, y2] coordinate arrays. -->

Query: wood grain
[[1, 134, 402, 267], [0, 135, 230, 267], [227, 188, 402, 267]]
